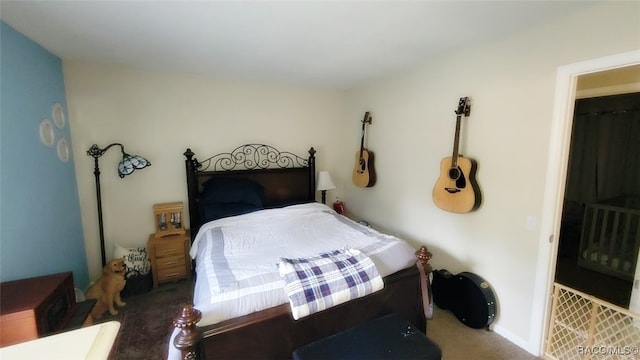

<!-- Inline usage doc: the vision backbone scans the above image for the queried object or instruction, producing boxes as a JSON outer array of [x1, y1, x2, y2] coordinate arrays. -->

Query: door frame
[[530, 49, 640, 355]]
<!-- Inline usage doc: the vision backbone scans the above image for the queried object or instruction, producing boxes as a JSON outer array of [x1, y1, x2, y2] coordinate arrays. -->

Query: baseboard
[[492, 324, 540, 357]]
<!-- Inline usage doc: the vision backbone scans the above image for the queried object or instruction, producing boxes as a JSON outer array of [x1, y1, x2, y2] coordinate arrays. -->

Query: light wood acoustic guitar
[[352, 112, 376, 188], [432, 97, 481, 213]]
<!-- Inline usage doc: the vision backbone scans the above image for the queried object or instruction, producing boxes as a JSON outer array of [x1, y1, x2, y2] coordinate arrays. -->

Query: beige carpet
[[427, 306, 541, 360]]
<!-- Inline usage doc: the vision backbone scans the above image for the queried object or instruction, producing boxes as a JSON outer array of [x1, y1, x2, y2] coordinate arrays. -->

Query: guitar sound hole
[[358, 159, 366, 173], [446, 166, 467, 190], [448, 167, 461, 180]]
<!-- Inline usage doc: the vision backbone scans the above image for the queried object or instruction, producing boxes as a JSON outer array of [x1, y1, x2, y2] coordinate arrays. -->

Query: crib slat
[[620, 211, 631, 262], [634, 214, 640, 265], [587, 207, 598, 256], [597, 209, 609, 265], [607, 210, 620, 269]]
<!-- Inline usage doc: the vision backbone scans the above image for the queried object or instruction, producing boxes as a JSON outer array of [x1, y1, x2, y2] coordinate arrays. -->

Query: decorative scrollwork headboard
[[183, 144, 316, 237], [186, 144, 312, 172]]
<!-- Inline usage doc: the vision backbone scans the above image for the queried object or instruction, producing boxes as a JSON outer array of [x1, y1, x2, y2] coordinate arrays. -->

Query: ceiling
[[1, 1, 600, 89]]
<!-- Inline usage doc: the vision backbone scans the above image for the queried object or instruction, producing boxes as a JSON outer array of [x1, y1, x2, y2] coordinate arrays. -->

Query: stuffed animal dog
[[86, 258, 127, 319]]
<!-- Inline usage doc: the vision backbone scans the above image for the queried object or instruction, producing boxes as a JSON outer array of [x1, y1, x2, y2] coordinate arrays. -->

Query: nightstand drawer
[[156, 254, 186, 270], [154, 241, 184, 258], [147, 230, 191, 288], [157, 265, 187, 281]]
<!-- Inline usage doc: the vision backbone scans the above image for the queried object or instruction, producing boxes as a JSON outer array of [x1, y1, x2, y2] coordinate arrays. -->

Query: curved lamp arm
[[87, 143, 151, 266]]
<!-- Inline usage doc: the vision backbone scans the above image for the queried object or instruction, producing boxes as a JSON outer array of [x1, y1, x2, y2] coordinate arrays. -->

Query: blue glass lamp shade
[[118, 153, 151, 178]]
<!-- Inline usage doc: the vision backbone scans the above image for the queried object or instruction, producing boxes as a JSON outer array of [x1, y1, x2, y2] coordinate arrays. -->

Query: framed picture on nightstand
[[153, 202, 186, 238]]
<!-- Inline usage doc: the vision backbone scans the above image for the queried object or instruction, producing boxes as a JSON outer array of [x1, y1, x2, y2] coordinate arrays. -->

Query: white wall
[[63, 64, 348, 281], [63, 0, 639, 355], [339, 1, 639, 354]]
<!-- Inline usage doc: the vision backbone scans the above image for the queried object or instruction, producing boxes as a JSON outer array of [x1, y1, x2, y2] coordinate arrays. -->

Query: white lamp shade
[[316, 171, 336, 191]]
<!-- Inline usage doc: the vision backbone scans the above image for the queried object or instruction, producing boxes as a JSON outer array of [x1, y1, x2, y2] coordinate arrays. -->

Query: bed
[[169, 144, 433, 360], [577, 195, 640, 281]]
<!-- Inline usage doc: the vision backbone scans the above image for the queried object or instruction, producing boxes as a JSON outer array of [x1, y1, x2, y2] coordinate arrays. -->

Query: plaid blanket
[[278, 248, 384, 320]]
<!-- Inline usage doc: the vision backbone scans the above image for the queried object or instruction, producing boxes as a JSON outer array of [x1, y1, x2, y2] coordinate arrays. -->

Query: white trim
[[576, 82, 640, 99], [493, 324, 538, 356], [531, 49, 640, 356]]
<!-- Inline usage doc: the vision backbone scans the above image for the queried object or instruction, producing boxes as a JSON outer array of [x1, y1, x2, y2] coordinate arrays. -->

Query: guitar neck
[[450, 114, 462, 168], [359, 122, 366, 157], [358, 112, 371, 159], [449, 97, 470, 168]]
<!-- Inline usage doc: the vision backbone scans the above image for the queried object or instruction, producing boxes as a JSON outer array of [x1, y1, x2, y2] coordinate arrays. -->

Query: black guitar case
[[431, 269, 496, 330]]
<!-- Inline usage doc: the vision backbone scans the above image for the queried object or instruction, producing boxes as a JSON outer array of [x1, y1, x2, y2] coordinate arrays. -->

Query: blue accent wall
[[0, 21, 89, 288]]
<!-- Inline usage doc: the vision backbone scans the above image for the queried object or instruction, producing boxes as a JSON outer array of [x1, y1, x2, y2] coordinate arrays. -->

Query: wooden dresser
[[147, 229, 192, 288], [0, 272, 93, 347]]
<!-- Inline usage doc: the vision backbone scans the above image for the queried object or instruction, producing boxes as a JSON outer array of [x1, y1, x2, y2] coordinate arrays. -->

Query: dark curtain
[[565, 92, 640, 205]]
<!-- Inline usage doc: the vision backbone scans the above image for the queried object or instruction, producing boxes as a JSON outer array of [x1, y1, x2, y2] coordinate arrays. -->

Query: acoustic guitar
[[432, 97, 480, 213], [352, 112, 376, 188]]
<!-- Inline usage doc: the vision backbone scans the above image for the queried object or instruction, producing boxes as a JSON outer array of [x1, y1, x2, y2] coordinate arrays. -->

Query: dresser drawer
[[154, 240, 185, 258]]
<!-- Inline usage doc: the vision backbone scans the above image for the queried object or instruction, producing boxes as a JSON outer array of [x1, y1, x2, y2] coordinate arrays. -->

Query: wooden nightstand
[[147, 230, 192, 288]]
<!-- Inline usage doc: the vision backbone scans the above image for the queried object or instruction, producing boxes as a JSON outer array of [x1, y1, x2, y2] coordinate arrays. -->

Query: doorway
[[555, 91, 639, 308], [531, 50, 640, 356]]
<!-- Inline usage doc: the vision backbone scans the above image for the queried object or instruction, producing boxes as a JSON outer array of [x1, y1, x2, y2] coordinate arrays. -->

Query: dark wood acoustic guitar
[[431, 269, 497, 330], [432, 97, 480, 213], [352, 112, 376, 188]]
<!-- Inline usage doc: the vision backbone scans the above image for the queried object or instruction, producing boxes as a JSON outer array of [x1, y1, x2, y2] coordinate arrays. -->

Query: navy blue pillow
[[200, 178, 264, 207], [199, 202, 262, 223], [264, 199, 313, 209]]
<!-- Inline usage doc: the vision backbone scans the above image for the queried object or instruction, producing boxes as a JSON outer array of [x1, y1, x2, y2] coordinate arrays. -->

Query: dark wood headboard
[[183, 144, 316, 238]]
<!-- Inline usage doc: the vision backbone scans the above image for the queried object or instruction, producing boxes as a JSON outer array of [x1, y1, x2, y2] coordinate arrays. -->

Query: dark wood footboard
[[173, 246, 433, 359]]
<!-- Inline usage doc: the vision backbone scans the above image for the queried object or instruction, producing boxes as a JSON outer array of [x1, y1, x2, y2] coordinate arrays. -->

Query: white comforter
[[168, 202, 417, 359], [190, 202, 417, 326]]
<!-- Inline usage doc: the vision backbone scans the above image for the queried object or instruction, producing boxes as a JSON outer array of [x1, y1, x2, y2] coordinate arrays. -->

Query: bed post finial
[[184, 148, 200, 171], [173, 304, 203, 360], [415, 245, 433, 273], [415, 245, 434, 324]]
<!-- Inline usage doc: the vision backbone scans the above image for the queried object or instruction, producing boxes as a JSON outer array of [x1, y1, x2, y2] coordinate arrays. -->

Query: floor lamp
[[87, 143, 151, 267], [316, 171, 336, 204]]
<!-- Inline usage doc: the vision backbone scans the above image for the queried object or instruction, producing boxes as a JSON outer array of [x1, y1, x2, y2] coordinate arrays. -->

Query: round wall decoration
[[39, 118, 55, 147], [57, 138, 70, 162], [52, 103, 66, 129]]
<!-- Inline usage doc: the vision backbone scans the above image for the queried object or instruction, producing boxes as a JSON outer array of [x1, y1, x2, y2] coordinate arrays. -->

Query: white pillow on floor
[[113, 244, 151, 277]]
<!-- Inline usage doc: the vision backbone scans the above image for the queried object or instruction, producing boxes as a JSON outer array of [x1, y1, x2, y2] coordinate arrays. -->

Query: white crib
[[578, 196, 640, 281]]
